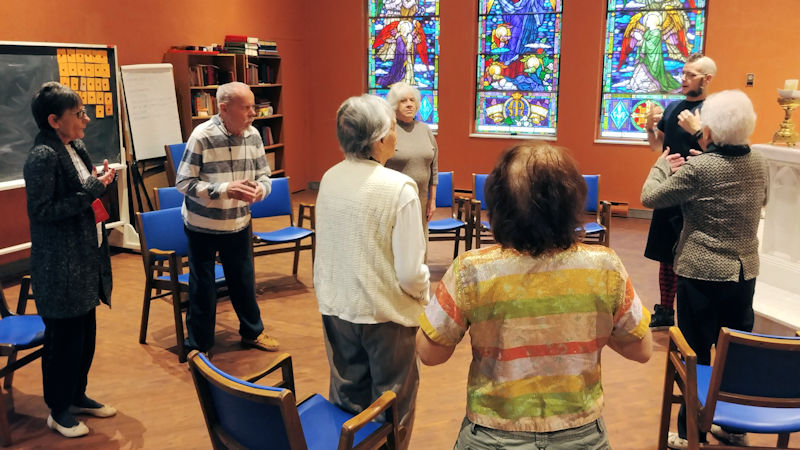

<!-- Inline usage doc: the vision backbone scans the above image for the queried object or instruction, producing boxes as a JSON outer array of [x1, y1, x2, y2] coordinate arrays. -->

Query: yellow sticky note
[[99, 51, 108, 63], [77, 64, 85, 77], [60, 76, 69, 86], [85, 64, 95, 77], [56, 49, 67, 63], [95, 105, 105, 118], [102, 78, 110, 91], [101, 64, 110, 77], [75, 51, 85, 63], [68, 63, 77, 76], [79, 92, 88, 105], [70, 77, 79, 91], [79, 77, 87, 91], [93, 50, 103, 63], [58, 63, 68, 77], [66, 49, 76, 62], [104, 92, 113, 105], [105, 104, 113, 116], [87, 78, 95, 91], [88, 92, 97, 104]]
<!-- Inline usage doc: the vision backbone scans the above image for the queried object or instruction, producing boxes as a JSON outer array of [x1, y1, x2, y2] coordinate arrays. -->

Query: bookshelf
[[163, 51, 285, 177]]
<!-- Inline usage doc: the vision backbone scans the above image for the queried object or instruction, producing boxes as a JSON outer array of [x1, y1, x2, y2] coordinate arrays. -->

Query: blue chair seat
[[0, 315, 45, 349], [696, 364, 800, 433], [481, 220, 490, 231], [156, 264, 226, 286], [298, 394, 384, 450], [429, 217, 465, 232], [582, 222, 605, 234], [253, 226, 313, 244]]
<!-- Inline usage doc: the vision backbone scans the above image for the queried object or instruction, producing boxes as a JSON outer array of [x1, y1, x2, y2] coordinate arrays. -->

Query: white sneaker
[[667, 432, 688, 449], [69, 403, 117, 418], [711, 424, 749, 446], [46, 414, 89, 438]]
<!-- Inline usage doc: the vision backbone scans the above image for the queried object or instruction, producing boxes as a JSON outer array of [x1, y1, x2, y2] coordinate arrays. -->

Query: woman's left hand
[[427, 202, 436, 222], [93, 159, 116, 187]]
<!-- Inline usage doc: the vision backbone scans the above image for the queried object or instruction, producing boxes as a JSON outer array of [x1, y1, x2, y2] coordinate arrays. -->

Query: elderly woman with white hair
[[314, 94, 430, 449], [385, 82, 439, 229], [641, 89, 768, 448]]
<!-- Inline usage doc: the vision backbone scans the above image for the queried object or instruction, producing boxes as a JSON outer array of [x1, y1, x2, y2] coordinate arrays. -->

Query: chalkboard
[[0, 42, 123, 184], [120, 64, 182, 161]]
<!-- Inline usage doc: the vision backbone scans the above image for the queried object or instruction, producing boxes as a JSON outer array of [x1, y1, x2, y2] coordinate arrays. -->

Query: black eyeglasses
[[74, 108, 88, 119]]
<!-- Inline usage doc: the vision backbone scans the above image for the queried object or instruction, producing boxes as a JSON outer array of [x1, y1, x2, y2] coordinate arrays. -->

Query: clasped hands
[[228, 179, 262, 203], [662, 147, 703, 174], [92, 159, 116, 187]]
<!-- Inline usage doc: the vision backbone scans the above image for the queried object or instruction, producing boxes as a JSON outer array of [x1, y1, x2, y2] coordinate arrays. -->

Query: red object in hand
[[92, 199, 109, 223]]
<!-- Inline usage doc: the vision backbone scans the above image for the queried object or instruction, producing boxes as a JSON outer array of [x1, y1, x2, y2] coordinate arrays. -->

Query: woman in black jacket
[[24, 82, 117, 438]]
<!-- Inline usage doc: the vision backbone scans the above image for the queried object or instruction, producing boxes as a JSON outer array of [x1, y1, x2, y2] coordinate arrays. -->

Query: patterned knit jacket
[[641, 144, 768, 282]]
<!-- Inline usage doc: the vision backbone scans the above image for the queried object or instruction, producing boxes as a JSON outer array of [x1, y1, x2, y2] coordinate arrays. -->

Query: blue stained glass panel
[[476, 0, 562, 137], [368, 0, 440, 128], [599, 0, 707, 140]]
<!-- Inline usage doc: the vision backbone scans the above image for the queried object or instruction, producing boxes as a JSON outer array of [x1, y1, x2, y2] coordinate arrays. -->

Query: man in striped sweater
[[176, 81, 279, 355]]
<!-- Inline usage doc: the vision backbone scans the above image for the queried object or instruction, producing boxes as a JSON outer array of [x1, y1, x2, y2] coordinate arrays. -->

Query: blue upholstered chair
[[249, 177, 314, 279], [136, 207, 227, 363], [580, 175, 611, 246], [428, 172, 472, 259], [0, 281, 44, 446], [659, 327, 800, 449], [164, 142, 187, 186], [153, 186, 184, 210], [470, 173, 494, 249], [187, 350, 399, 450]]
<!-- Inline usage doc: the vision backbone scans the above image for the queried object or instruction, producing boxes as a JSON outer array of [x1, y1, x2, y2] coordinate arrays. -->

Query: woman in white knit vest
[[314, 94, 430, 450]]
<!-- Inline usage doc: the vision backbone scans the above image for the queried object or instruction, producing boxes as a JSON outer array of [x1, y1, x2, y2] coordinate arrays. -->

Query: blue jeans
[[454, 416, 610, 450], [185, 225, 264, 352]]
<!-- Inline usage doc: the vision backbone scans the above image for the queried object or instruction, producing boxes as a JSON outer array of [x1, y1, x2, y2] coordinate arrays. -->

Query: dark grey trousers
[[321, 315, 419, 450]]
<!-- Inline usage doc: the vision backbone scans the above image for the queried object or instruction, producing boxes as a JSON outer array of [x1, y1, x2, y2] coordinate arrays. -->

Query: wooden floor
[[1, 191, 796, 449]]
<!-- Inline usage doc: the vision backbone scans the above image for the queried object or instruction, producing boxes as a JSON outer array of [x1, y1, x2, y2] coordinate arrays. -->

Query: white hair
[[385, 81, 421, 113], [700, 90, 756, 146], [216, 81, 250, 107], [336, 94, 394, 159]]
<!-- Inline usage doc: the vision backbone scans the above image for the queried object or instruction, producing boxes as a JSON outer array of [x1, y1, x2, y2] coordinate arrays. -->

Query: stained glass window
[[599, 0, 707, 140], [368, 0, 440, 130], [475, 0, 562, 137]]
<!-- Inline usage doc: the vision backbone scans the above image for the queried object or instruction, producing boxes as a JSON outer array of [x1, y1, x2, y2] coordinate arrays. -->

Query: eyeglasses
[[681, 71, 706, 79], [74, 108, 88, 119]]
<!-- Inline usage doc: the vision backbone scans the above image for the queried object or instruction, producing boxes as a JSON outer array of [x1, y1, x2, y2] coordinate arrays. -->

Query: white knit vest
[[314, 158, 423, 326]]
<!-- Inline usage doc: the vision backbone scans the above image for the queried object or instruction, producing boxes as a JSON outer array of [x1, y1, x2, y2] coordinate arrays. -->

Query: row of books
[[191, 91, 216, 117], [256, 125, 276, 146], [189, 64, 234, 87], [243, 61, 277, 85], [225, 35, 278, 56]]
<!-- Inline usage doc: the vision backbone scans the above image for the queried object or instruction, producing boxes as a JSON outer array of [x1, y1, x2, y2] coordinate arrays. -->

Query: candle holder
[[772, 96, 800, 147]]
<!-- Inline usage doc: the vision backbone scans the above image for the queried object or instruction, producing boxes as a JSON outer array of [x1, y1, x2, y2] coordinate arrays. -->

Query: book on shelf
[[191, 91, 217, 117], [260, 125, 274, 146], [189, 64, 222, 86], [256, 61, 274, 84], [258, 40, 278, 52], [266, 152, 276, 171], [255, 101, 273, 118]]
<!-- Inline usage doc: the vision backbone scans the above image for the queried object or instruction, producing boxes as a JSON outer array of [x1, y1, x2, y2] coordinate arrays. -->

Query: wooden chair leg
[[16, 276, 32, 315], [0, 389, 12, 447], [452, 231, 460, 259], [777, 433, 790, 448], [139, 275, 154, 344], [171, 287, 187, 363], [658, 356, 677, 450], [292, 241, 301, 279], [1, 352, 16, 390], [311, 235, 316, 264]]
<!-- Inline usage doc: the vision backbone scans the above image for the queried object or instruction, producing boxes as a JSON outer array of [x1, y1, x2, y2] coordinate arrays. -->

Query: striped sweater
[[176, 115, 271, 233], [420, 244, 649, 432]]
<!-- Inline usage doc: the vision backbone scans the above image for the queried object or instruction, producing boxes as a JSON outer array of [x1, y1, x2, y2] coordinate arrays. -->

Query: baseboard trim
[[628, 208, 652, 219]]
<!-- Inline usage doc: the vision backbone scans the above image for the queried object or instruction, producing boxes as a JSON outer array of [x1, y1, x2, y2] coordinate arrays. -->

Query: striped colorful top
[[420, 243, 649, 432]]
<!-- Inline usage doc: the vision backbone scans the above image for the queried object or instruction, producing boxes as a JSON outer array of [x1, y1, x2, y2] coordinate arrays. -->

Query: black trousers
[[676, 274, 755, 439], [41, 308, 96, 414], [185, 225, 264, 352]]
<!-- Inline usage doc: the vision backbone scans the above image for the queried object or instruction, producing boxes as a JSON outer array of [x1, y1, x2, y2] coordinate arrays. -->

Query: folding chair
[[659, 326, 800, 449], [250, 177, 315, 279], [188, 350, 399, 449], [165, 142, 187, 186], [136, 207, 227, 362], [580, 175, 611, 246], [153, 186, 184, 210]]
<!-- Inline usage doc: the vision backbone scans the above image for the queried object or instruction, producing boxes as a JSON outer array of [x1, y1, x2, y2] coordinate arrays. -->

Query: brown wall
[[2, 0, 799, 265]]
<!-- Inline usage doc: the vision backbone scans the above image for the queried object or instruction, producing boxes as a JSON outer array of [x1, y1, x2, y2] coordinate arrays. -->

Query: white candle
[[784, 79, 799, 91]]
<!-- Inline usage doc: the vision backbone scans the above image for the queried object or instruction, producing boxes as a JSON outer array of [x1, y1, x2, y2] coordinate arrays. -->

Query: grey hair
[[216, 82, 250, 107], [700, 90, 756, 146], [686, 53, 717, 76], [336, 94, 394, 159], [385, 81, 421, 113]]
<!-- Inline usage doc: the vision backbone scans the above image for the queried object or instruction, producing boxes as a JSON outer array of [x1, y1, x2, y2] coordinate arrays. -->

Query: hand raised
[[677, 109, 701, 135]]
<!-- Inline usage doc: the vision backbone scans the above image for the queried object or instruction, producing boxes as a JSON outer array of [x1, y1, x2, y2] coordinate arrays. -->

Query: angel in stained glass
[[373, 0, 429, 87], [616, 0, 691, 93]]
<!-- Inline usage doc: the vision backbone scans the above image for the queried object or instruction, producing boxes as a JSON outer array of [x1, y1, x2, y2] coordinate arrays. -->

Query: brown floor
[[1, 191, 796, 449]]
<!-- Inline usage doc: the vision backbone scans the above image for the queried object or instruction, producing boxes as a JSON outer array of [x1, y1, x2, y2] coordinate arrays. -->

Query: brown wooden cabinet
[[163, 51, 285, 177]]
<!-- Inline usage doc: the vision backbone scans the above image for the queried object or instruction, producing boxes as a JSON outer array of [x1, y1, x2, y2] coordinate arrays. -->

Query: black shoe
[[650, 304, 675, 329]]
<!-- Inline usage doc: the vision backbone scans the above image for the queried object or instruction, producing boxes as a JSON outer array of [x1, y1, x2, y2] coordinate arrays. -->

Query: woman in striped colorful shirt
[[417, 142, 652, 449]]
